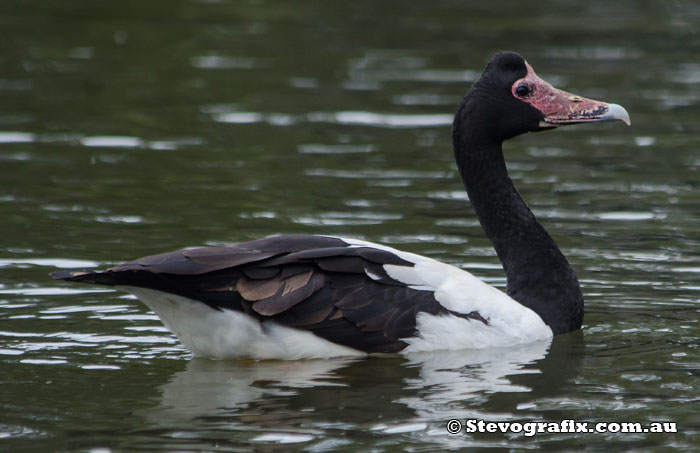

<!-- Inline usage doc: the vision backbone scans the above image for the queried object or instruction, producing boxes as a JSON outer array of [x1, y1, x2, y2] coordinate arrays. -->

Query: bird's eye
[[515, 84, 530, 97]]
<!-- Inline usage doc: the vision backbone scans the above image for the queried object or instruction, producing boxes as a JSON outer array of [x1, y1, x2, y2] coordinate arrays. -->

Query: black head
[[453, 51, 630, 144], [455, 52, 542, 142]]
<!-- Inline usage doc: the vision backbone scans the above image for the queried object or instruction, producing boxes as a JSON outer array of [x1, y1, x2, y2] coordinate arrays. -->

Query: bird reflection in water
[[140, 333, 584, 439]]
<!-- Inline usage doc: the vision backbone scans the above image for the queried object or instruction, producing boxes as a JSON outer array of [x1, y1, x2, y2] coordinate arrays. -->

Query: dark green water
[[2, 0, 700, 450]]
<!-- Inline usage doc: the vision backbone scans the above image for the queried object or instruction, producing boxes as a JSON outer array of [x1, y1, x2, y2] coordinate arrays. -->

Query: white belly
[[123, 287, 366, 360]]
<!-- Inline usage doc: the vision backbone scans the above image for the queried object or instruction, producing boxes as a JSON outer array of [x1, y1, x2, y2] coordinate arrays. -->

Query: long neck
[[452, 112, 583, 334]]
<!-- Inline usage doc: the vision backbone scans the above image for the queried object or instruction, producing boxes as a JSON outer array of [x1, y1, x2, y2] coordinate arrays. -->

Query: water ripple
[[307, 111, 453, 128], [251, 433, 315, 444], [305, 168, 448, 179], [0, 131, 34, 143], [294, 211, 402, 227], [0, 258, 99, 269], [210, 110, 452, 128], [297, 143, 375, 154], [191, 55, 258, 69], [0, 287, 112, 296], [80, 136, 143, 148]]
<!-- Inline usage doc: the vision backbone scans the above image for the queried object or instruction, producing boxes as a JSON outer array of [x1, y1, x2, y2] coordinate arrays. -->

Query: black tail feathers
[[50, 269, 119, 286]]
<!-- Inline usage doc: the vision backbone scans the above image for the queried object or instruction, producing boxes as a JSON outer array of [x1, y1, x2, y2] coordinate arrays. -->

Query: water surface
[[2, 0, 700, 450]]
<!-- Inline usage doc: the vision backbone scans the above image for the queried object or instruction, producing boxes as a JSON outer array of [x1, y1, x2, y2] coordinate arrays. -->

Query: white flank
[[403, 311, 551, 352], [336, 236, 553, 350], [123, 287, 366, 360]]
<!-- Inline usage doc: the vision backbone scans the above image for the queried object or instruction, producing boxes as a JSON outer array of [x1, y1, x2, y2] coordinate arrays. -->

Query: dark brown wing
[[51, 235, 455, 353]]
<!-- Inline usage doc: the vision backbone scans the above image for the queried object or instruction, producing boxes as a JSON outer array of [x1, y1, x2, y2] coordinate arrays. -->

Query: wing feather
[[52, 234, 494, 354]]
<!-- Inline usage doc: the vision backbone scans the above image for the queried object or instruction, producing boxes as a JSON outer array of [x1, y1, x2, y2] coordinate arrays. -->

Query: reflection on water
[[146, 358, 356, 427], [401, 341, 552, 415], [2, 0, 700, 450], [138, 335, 582, 449]]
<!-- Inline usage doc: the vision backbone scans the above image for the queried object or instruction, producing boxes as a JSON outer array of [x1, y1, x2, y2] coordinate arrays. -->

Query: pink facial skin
[[511, 62, 610, 124]]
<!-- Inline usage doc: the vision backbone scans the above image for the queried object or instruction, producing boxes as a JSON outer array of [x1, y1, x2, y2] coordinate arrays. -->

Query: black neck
[[452, 104, 583, 334]]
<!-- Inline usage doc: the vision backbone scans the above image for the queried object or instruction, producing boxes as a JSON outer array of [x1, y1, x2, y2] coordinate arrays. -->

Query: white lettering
[[453, 419, 678, 436]]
